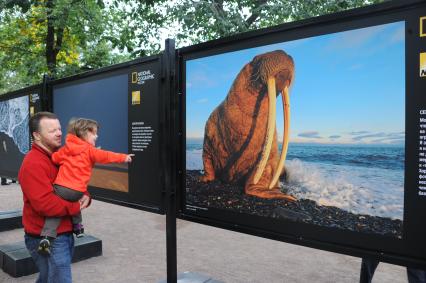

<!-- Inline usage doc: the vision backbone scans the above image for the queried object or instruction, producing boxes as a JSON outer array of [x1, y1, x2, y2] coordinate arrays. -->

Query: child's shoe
[[37, 237, 53, 256], [73, 223, 85, 238]]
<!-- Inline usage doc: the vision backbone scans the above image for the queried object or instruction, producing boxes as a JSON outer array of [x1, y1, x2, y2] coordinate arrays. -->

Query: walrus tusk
[[269, 86, 290, 189], [253, 77, 276, 185]]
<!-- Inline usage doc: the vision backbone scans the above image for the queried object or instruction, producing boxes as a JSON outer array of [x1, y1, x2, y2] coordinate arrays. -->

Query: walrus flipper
[[245, 163, 296, 201]]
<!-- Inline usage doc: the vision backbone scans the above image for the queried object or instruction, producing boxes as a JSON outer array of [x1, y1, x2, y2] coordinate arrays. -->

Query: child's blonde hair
[[67, 118, 99, 139]]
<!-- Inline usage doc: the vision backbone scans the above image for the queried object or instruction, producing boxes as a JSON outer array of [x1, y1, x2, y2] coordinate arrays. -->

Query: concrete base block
[[158, 271, 224, 283], [0, 235, 102, 277], [0, 210, 23, 232]]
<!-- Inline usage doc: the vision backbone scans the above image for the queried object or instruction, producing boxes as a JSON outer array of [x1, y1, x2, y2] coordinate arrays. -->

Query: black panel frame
[[49, 55, 166, 214], [177, 0, 426, 269]]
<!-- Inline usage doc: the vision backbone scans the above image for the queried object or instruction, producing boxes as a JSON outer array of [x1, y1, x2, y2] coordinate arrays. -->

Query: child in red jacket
[[38, 118, 133, 255]]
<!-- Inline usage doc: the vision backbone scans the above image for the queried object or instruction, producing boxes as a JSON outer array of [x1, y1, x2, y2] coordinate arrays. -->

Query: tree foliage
[[167, 0, 385, 46], [0, 0, 151, 93], [0, 0, 385, 94]]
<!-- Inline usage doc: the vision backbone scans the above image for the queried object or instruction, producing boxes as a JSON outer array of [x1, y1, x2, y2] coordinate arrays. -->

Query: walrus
[[200, 50, 296, 201]]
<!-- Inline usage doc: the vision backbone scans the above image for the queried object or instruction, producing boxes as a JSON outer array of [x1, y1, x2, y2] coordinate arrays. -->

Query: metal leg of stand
[[166, 190, 177, 283]]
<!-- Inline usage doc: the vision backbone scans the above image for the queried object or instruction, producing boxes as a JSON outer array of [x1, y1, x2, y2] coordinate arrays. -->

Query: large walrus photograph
[[185, 21, 405, 238]]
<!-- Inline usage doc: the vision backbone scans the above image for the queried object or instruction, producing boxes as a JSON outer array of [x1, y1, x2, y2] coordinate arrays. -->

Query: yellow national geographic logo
[[132, 72, 138, 83], [30, 106, 35, 117], [132, 91, 141, 105], [421, 16, 426, 37], [421, 53, 426, 78]]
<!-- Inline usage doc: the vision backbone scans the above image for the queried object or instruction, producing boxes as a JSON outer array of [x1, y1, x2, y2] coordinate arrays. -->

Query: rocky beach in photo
[[186, 170, 403, 238]]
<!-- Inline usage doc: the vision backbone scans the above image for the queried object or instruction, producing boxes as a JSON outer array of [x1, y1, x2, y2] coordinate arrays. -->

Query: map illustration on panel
[[0, 95, 30, 155]]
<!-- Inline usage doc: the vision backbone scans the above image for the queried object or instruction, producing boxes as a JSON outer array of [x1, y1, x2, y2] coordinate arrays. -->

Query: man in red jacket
[[18, 111, 90, 283]]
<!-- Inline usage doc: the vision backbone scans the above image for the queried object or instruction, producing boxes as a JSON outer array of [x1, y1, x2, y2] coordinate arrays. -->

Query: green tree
[[104, 0, 168, 58], [167, 0, 385, 46], [0, 0, 386, 94], [0, 0, 147, 93], [0, 6, 45, 91]]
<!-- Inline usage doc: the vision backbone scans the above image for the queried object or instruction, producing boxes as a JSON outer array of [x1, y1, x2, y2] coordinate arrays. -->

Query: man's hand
[[79, 195, 90, 210]]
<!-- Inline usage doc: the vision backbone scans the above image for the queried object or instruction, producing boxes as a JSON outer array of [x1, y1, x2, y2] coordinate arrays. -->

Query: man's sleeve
[[20, 161, 81, 217]]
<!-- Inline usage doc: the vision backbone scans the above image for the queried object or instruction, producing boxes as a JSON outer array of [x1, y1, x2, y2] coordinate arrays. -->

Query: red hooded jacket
[[52, 134, 127, 193]]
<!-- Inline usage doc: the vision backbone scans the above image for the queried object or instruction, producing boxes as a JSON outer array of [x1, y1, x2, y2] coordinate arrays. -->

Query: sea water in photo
[[187, 139, 404, 220]]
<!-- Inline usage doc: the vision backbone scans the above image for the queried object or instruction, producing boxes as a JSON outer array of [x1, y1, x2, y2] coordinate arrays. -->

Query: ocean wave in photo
[[186, 140, 404, 220], [284, 159, 403, 220]]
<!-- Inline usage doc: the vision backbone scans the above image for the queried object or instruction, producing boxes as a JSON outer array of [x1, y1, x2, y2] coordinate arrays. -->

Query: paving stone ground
[[0, 183, 408, 283]]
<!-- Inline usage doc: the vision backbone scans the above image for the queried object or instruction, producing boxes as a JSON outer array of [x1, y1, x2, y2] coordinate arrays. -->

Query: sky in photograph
[[186, 21, 405, 145]]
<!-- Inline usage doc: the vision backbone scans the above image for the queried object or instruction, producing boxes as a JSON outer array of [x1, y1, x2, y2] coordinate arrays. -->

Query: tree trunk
[[45, 0, 56, 76]]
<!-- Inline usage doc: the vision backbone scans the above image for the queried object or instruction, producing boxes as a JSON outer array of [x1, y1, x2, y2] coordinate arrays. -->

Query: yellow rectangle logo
[[30, 106, 35, 116], [421, 16, 426, 37], [132, 91, 141, 105], [421, 53, 426, 77]]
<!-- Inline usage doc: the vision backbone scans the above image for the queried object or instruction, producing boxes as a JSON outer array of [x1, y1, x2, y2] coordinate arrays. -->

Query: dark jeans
[[40, 185, 84, 238], [360, 258, 426, 283], [25, 233, 74, 283]]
